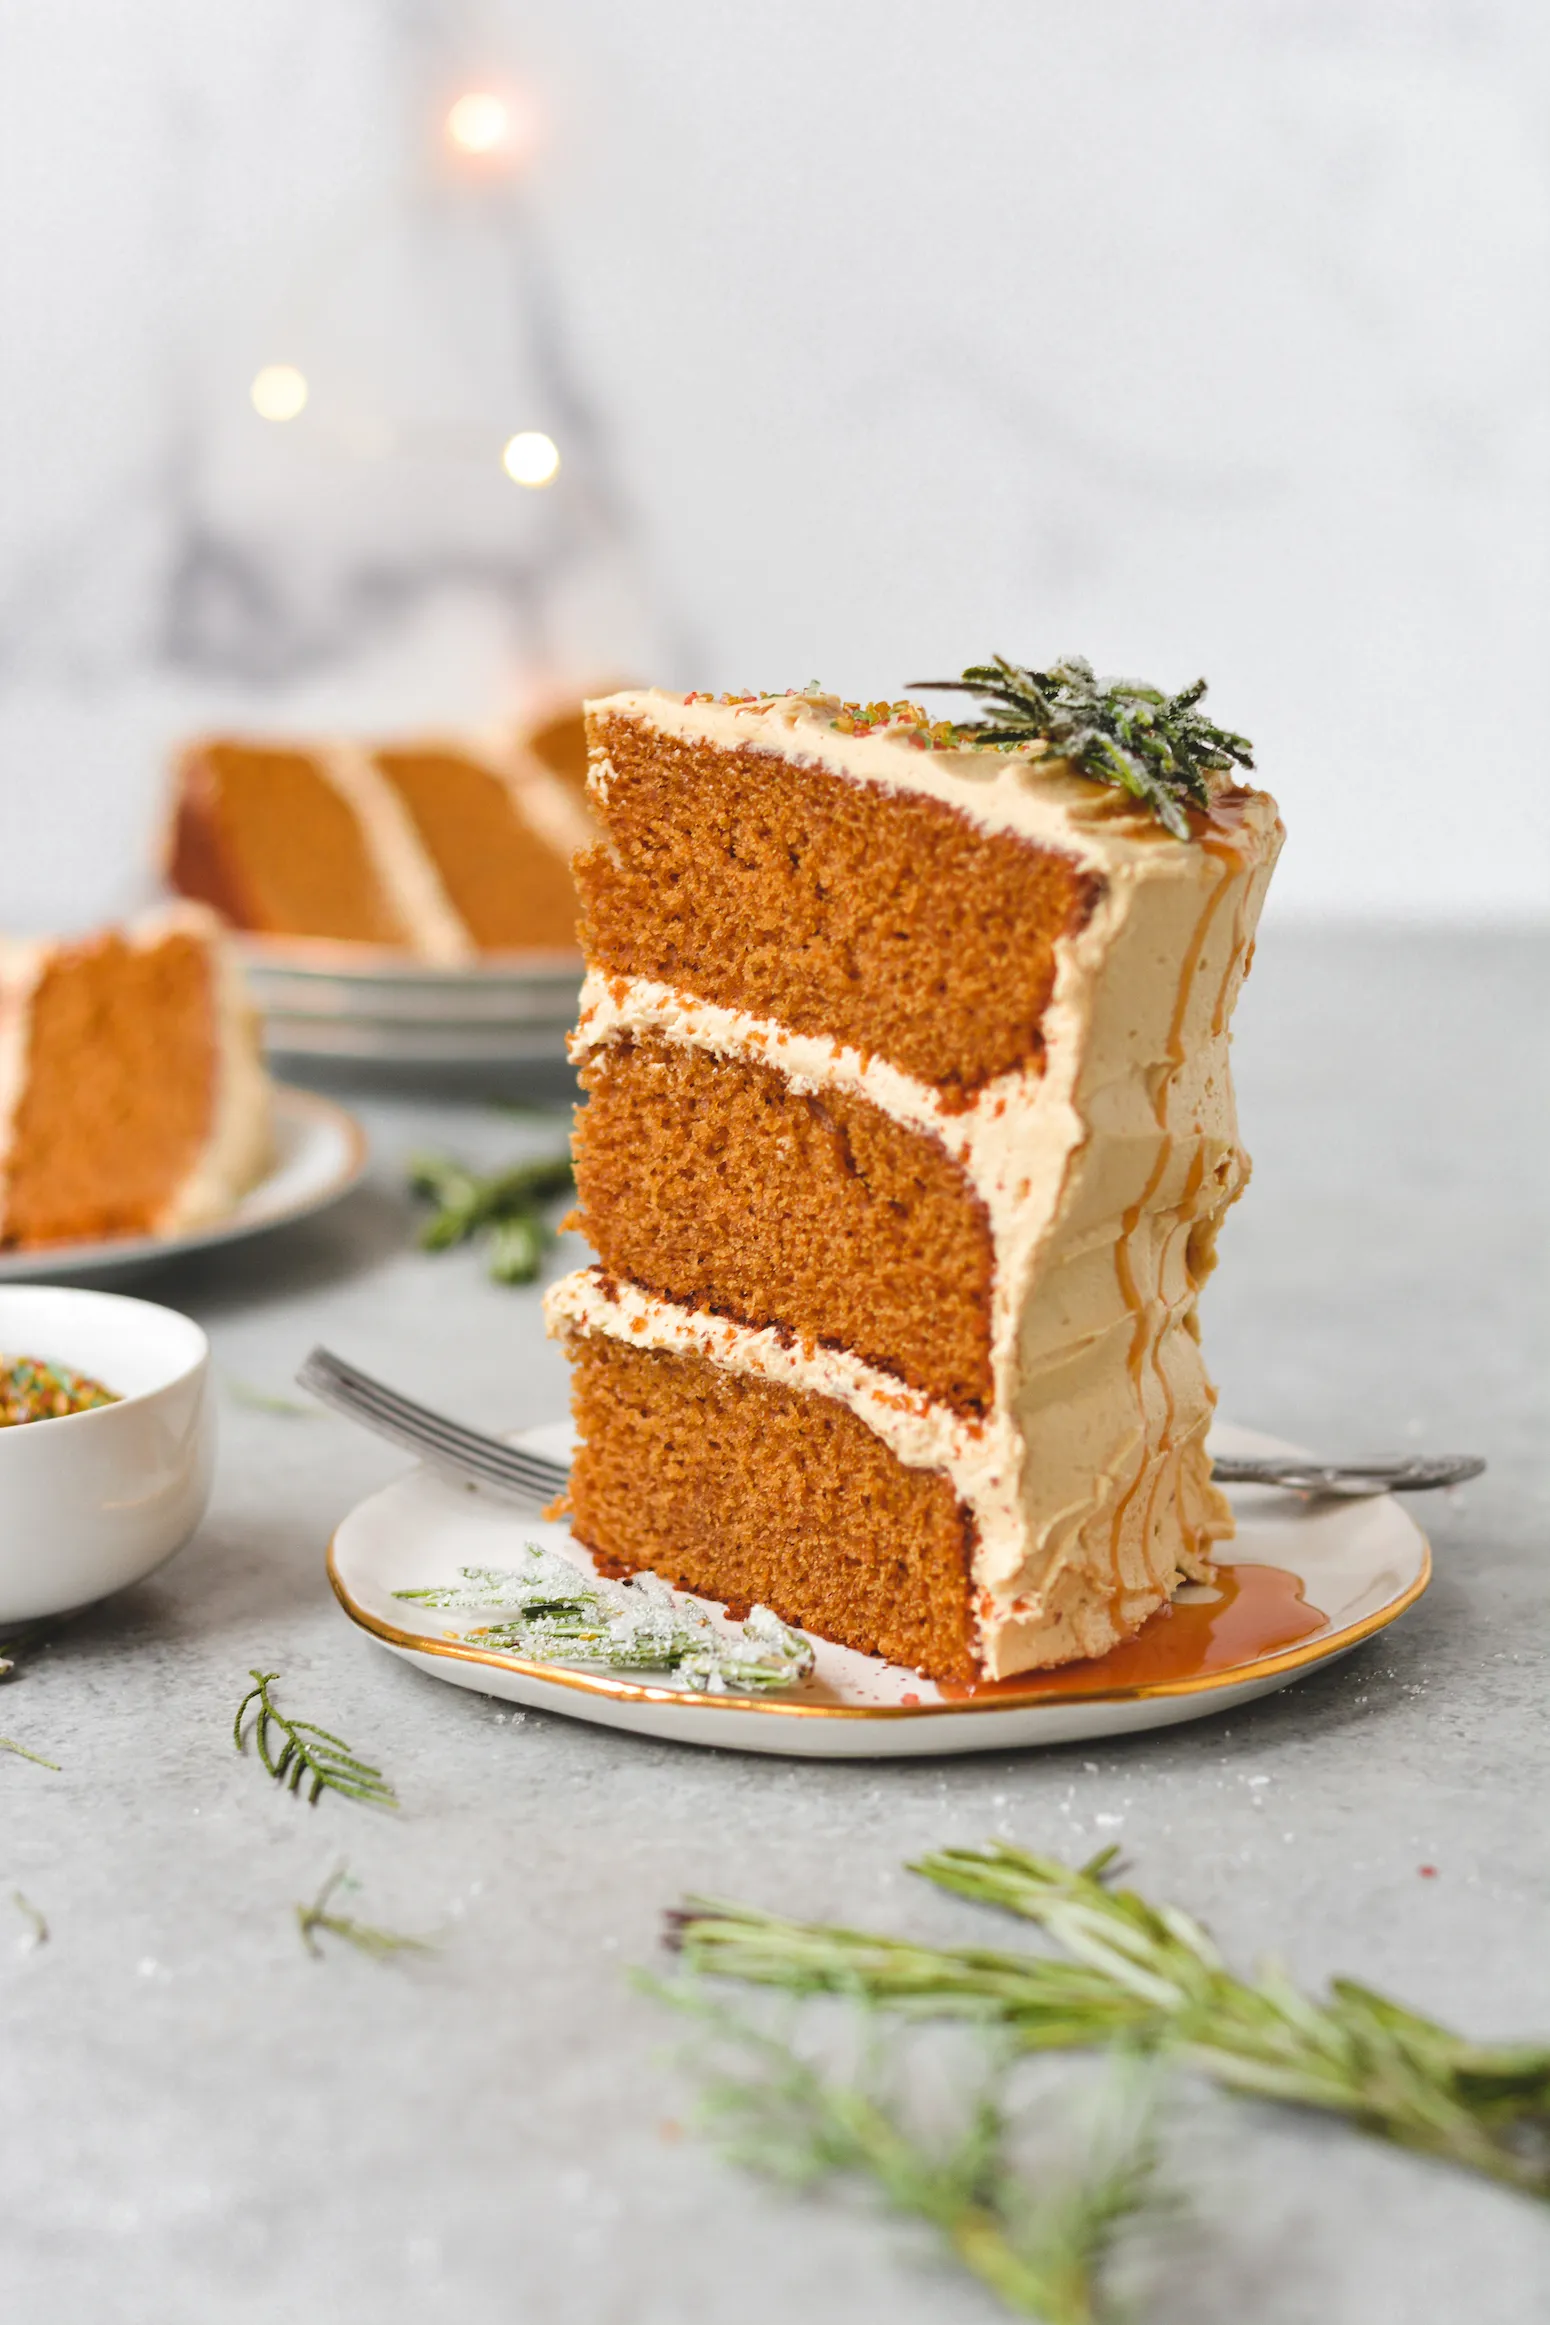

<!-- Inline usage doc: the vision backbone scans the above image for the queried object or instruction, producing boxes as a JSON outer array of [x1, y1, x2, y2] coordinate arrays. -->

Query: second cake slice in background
[[167, 710, 594, 961]]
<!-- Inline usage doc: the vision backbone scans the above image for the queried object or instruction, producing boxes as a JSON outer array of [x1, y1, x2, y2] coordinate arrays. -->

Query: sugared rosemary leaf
[[912, 655, 1253, 839], [396, 1552, 814, 1694], [1, 1735, 60, 1771], [233, 1669, 398, 1810]]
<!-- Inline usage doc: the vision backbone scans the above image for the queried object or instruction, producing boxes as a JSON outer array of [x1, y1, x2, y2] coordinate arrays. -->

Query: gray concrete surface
[[3, 927, 1546, 2325]]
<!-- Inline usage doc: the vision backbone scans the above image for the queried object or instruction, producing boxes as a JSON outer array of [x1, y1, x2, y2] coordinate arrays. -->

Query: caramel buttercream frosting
[[546, 684, 1283, 1679]]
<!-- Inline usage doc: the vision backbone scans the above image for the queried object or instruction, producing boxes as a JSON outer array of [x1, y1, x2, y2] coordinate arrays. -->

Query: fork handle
[[1212, 1455, 1484, 1494]]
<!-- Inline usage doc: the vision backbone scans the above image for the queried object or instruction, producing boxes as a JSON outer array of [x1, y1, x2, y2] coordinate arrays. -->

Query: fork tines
[[296, 1346, 570, 1508]]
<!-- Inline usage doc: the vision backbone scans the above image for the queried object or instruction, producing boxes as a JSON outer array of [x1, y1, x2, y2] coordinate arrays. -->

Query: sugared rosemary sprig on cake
[[234, 1669, 398, 1809], [296, 1864, 434, 1961], [657, 1995, 1168, 2324], [669, 1843, 1550, 2201], [913, 655, 1254, 839], [408, 1153, 574, 1284], [397, 1551, 814, 1694]]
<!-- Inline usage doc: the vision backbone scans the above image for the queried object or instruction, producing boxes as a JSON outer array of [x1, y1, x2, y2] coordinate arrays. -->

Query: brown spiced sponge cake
[[544, 673, 1283, 1683], [168, 721, 593, 960], [0, 905, 272, 1248]]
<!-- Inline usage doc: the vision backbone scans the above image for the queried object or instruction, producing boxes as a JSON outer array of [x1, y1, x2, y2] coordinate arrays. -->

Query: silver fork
[[297, 1345, 1485, 1507], [1210, 1453, 1484, 1496], [297, 1346, 570, 1506]]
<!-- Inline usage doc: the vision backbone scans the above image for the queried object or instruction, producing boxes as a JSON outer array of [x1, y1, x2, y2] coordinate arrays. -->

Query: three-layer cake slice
[[544, 683, 1282, 1682]]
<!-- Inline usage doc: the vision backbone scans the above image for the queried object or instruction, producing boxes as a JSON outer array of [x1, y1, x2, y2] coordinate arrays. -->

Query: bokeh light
[[447, 92, 510, 154], [502, 431, 560, 488], [250, 365, 308, 422]]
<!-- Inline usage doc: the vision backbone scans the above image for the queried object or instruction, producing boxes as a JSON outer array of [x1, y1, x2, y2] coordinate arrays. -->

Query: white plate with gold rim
[[327, 1423, 1432, 1758], [0, 1088, 367, 1286]]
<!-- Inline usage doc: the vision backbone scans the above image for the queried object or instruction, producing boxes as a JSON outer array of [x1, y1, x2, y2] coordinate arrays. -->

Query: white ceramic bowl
[[0, 1287, 214, 1625]]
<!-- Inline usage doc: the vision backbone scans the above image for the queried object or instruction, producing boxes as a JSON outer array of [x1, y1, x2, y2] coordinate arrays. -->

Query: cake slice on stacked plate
[[0, 905, 272, 1249], [545, 677, 1282, 1683]]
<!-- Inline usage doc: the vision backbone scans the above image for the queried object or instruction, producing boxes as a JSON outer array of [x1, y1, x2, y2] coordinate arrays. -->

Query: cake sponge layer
[[565, 1328, 979, 1680], [172, 743, 409, 945], [373, 748, 578, 951], [580, 707, 1097, 1103], [0, 912, 272, 1247], [573, 1035, 994, 1414]]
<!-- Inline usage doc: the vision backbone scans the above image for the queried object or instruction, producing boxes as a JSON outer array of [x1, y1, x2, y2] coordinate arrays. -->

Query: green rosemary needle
[[407, 1151, 574, 1284], [1, 1735, 60, 1771], [668, 1844, 1550, 2202], [224, 1376, 319, 1417], [233, 1669, 398, 1810], [655, 1991, 1168, 2324], [912, 655, 1253, 839], [295, 1864, 434, 1961], [13, 1891, 48, 1948]]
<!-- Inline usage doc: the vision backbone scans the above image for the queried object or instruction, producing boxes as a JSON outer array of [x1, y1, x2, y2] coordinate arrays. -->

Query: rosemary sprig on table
[[408, 1152, 575, 1284], [669, 1844, 1550, 2202], [296, 1864, 434, 1961], [912, 655, 1253, 839], [224, 1376, 319, 1418], [1, 1735, 60, 1771], [233, 1670, 398, 1810], [396, 1552, 814, 1694], [657, 1994, 1169, 2324], [13, 1891, 48, 1949]]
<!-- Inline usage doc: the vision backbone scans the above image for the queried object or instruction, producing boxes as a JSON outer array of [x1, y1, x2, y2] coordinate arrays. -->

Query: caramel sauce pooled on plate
[[939, 1563, 1327, 1701]]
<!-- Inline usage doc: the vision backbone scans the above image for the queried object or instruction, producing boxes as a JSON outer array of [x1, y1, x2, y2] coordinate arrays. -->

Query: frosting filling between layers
[[593, 688, 1192, 867], [324, 746, 474, 965], [554, 708, 1282, 1676], [156, 912, 275, 1232]]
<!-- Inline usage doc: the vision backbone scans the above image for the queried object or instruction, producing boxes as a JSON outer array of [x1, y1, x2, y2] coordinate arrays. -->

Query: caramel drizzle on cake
[[545, 688, 1283, 1682]]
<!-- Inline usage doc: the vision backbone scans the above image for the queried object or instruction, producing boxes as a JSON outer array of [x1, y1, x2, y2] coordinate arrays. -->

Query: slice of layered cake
[[544, 666, 1283, 1682], [0, 905, 272, 1247], [168, 721, 592, 959]]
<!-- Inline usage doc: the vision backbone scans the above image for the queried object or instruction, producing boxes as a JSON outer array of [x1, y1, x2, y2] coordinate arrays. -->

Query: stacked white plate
[[236, 941, 584, 1071]]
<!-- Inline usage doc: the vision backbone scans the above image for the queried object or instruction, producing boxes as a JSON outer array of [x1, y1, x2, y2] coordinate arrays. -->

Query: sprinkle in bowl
[[0, 1286, 214, 1625]]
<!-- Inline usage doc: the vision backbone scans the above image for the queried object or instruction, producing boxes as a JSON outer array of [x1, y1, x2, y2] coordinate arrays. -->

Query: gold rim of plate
[[326, 1534, 1432, 1721]]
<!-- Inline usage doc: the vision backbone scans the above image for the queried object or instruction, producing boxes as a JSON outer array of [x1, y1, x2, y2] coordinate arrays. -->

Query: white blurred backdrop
[[0, 0, 1546, 930]]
